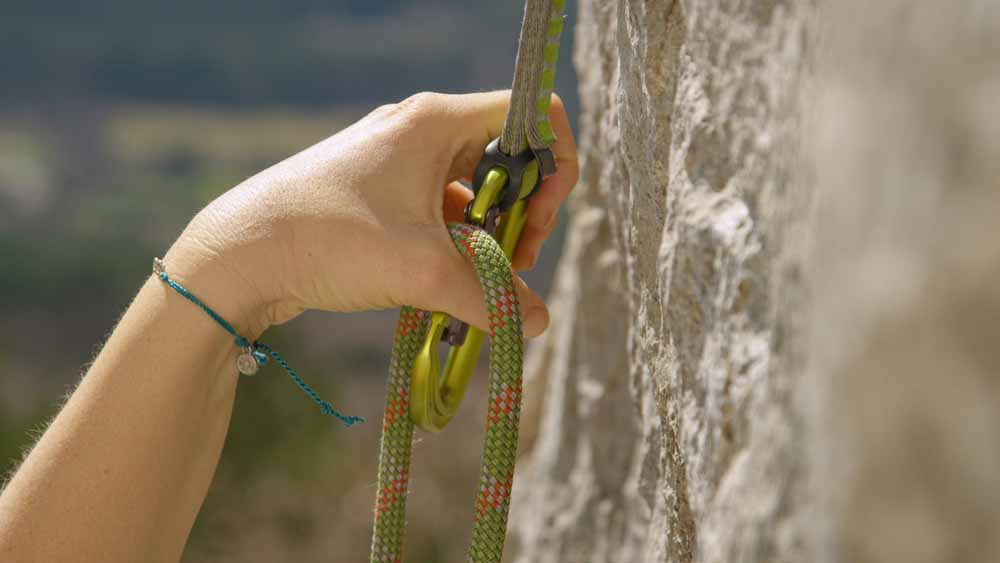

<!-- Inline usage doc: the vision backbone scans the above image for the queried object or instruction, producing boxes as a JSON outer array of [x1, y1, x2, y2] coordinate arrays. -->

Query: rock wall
[[511, 1, 813, 561], [511, 0, 1000, 561]]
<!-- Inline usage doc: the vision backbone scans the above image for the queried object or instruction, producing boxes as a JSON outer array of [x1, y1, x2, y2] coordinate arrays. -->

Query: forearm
[[0, 256, 257, 562]]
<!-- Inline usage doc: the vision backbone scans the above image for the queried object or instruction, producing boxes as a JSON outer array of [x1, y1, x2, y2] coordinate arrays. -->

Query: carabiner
[[409, 143, 546, 432]]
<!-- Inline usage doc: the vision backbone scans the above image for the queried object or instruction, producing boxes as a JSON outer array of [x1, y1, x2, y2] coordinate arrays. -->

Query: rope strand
[[370, 224, 524, 562]]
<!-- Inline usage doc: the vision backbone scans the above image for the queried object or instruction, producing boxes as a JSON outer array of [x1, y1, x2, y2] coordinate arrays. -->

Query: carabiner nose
[[409, 144, 544, 433], [409, 169, 508, 433], [410, 311, 488, 431]]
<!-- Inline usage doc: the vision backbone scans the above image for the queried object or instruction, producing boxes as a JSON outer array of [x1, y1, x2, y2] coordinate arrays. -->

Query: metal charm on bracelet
[[236, 347, 260, 376]]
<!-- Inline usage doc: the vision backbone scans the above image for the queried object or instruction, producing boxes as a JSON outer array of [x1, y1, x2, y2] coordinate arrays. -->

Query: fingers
[[438, 242, 549, 338], [449, 90, 580, 270], [442, 180, 474, 223], [422, 91, 579, 273], [512, 94, 579, 270], [510, 216, 558, 271], [446, 92, 579, 271], [362, 91, 509, 183], [515, 276, 550, 338], [403, 228, 550, 339], [446, 91, 513, 181], [439, 182, 551, 335]]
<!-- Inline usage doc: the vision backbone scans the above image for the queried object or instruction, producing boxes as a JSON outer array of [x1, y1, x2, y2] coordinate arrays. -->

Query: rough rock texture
[[510, 0, 1000, 561], [511, 1, 813, 561]]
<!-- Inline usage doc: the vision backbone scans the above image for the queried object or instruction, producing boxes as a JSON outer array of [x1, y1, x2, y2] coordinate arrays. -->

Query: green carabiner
[[410, 157, 540, 432]]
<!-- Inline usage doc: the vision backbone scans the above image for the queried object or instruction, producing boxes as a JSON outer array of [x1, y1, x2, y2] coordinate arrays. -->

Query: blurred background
[[0, 2, 577, 560]]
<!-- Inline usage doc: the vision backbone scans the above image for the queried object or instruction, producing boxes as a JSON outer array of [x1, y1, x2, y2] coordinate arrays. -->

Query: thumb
[[406, 228, 550, 338]]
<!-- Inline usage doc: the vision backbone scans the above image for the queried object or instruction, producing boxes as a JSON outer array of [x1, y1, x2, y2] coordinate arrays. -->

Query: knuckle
[[397, 91, 446, 120], [384, 92, 452, 141], [369, 103, 397, 118], [366, 92, 450, 132]]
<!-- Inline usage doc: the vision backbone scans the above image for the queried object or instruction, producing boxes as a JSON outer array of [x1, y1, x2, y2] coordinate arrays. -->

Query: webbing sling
[[370, 2, 566, 561]]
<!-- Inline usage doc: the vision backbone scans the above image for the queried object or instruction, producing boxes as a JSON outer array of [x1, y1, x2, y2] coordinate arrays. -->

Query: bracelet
[[153, 258, 363, 427]]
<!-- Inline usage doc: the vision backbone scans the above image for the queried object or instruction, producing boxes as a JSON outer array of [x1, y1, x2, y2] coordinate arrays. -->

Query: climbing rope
[[371, 224, 523, 562], [370, 1, 566, 561]]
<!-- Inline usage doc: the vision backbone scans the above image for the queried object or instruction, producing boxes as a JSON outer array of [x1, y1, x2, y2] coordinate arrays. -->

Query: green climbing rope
[[369, 0, 566, 560], [370, 224, 523, 562]]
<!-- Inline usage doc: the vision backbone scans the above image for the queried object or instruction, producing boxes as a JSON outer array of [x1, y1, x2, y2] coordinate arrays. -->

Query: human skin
[[0, 90, 578, 561]]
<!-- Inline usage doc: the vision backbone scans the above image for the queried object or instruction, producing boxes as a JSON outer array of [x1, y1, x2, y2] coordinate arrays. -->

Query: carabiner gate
[[409, 141, 548, 432]]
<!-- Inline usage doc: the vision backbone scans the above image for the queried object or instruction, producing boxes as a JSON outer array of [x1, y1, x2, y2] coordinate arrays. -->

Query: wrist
[[162, 236, 275, 341]]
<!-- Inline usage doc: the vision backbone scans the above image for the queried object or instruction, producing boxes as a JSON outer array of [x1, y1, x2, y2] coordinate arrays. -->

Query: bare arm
[[0, 90, 577, 561], [0, 255, 259, 561]]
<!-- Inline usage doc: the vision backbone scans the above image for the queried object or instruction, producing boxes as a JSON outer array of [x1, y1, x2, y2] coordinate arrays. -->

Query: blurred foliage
[[0, 1, 575, 560]]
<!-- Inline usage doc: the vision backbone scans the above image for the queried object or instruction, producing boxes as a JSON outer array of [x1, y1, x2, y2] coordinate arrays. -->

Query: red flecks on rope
[[475, 473, 514, 518], [487, 380, 521, 427], [382, 388, 409, 429], [375, 467, 410, 518], [395, 309, 425, 339]]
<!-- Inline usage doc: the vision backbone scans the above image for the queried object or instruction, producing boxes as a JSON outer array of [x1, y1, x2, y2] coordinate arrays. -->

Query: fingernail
[[523, 305, 550, 338]]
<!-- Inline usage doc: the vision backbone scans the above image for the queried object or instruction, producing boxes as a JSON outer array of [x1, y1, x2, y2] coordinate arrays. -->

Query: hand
[[164, 91, 579, 339]]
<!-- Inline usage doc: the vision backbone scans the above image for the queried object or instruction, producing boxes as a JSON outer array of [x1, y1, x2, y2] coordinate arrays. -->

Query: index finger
[[446, 91, 579, 270], [448, 91, 578, 190]]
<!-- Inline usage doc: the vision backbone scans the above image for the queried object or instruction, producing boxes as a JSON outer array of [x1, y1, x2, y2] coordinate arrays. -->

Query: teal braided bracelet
[[152, 257, 363, 427]]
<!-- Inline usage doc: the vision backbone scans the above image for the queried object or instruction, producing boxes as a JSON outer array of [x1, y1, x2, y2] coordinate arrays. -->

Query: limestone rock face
[[511, 1, 813, 561], [510, 0, 1000, 561]]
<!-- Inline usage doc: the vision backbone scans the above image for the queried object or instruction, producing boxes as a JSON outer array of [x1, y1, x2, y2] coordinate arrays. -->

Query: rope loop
[[370, 224, 524, 562]]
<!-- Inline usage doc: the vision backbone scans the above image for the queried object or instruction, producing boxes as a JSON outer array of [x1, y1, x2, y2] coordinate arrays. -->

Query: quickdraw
[[370, 1, 566, 561]]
